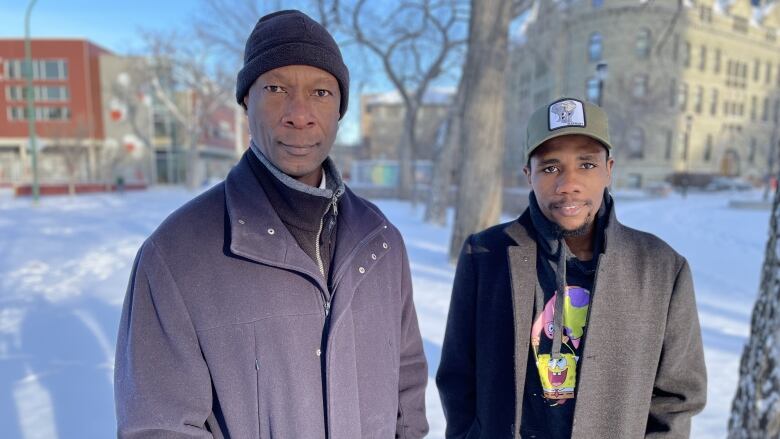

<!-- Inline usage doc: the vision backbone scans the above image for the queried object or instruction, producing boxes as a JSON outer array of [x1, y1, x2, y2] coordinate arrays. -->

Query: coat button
[[316, 349, 321, 357], [238, 219, 246, 225], [382, 242, 388, 249], [358, 266, 366, 274], [267, 228, 275, 235], [371, 253, 377, 260]]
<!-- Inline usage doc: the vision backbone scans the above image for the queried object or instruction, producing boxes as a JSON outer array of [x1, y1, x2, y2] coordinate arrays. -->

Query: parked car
[[704, 177, 753, 191]]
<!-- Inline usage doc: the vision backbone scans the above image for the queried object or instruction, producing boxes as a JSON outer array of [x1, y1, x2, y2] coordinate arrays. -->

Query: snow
[[0, 187, 770, 438]]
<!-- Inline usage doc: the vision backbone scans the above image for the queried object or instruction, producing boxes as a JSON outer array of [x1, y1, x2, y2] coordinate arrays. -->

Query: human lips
[[278, 141, 319, 156], [550, 200, 590, 217]]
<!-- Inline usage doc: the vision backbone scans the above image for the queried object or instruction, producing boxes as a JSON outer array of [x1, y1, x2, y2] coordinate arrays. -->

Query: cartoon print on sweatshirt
[[531, 286, 591, 403]]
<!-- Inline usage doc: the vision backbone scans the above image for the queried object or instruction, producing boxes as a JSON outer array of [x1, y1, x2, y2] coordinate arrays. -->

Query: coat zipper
[[316, 189, 341, 315]]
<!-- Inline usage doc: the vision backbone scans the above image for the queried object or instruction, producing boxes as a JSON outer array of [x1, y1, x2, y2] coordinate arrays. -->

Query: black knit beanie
[[236, 10, 350, 119]]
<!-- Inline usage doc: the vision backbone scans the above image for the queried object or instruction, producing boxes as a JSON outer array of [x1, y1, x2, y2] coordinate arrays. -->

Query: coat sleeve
[[646, 258, 707, 438], [435, 237, 479, 438], [395, 237, 430, 438], [114, 240, 214, 439]]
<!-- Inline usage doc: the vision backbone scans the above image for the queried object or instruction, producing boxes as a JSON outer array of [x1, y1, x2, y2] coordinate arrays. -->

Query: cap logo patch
[[549, 99, 585, 131]]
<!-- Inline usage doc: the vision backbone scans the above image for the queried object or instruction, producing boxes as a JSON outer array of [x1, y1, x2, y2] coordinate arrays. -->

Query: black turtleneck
[[520, 190, 612, 439], [246, 150, 340, 290]]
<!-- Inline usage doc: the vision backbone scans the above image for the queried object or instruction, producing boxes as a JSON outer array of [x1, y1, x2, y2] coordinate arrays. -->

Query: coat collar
[[224, 151, 387, 294]]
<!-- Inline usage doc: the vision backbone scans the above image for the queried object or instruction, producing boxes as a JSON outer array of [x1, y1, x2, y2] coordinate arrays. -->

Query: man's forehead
[[261, 65, 338, 83]]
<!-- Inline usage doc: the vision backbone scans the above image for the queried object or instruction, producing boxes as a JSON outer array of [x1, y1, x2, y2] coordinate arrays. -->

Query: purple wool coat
[[114, 153, 428, 438]]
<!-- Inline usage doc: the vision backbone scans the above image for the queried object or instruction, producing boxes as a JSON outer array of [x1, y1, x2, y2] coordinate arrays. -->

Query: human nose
[[282, 93, 316, 129], [555, 170, 582, 194]]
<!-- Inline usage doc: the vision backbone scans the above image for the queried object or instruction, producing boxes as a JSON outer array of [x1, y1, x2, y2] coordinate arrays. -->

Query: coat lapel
[[570, 218, 635, 438], [505, 218, 539, 437], [224, 154, 327, 293]]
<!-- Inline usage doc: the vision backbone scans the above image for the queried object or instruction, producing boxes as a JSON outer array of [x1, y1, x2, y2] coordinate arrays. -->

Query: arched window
[[632, 75, 648, 99], [586, 77, 601, 103], [635, 28, 651, 59], [588, 33, 603, 62], [627, 127, 645, 159]]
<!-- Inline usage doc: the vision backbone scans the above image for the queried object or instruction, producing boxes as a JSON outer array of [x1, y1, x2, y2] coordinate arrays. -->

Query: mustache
[[548, 199, 593, 209]]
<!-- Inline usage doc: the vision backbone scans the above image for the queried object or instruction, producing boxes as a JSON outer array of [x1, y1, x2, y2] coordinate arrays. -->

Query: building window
[[534, 57, 548, 79], [586, 77, 600, 104], [766, 63, 773, 85], [4, 85, 69, 102], [636, 29, 651, 59], [710, 89, 718, 116], [627, 128, 644, 159], [699, 46, 707, 71], [672, 34, 679, 62], [749, 138, 757, 164], [588, 33, 603, 62], [6, 106, 71, 121], [3, 59, 68, 80], [763, 97, 770, 122], [682, 41, 691, 68], [700, 6, 713, 22], [734, 17, 748, 33], [774, 98, 780, 123], [754, 59, 761, 82], [704, 135, 713, 162], [678, 83, 688, 112], [669, 79, 677, 107], [694, 86, 703, 114], [633, 75, 648, 99], [714, 49, 721, 73], [751, 96, 757, 121], [665, 130, 673, 160]]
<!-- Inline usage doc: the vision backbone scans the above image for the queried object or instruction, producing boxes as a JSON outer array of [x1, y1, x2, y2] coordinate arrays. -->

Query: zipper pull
[[331, 195, 339, 218], [324, 301, 331, 316]]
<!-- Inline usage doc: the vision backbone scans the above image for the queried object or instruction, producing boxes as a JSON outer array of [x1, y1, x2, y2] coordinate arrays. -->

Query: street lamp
[[24, 0, 39, 203], [596, 62, 608, 107], [682, 114, 693, 197]]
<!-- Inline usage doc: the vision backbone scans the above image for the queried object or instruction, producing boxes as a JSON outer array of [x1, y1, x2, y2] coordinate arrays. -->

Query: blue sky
[[0, 1, 211, 53], [0, 1, 384, 143]]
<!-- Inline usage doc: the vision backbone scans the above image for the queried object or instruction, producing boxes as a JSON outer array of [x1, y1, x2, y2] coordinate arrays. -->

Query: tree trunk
[[448, 0, 512, 261], [728, 174, 780, 438], [398, 107, 417, 200], [424, 89, 463, 226]]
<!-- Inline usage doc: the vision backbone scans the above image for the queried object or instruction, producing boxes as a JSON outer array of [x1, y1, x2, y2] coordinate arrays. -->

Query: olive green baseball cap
[[525, 97, 613, 163]]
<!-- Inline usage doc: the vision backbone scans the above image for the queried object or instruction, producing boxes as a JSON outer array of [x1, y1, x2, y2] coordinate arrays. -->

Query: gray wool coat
[[114, 153, 428, 438], [436, 208, 706, 439]]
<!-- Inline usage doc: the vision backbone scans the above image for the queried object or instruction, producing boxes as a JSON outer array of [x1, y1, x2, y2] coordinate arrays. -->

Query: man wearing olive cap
[[436, 98, 706, 438], [115, 10, 428, 438]]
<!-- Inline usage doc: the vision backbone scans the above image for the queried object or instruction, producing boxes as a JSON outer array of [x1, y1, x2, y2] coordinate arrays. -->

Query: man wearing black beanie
[[115, 9, 429, 439]]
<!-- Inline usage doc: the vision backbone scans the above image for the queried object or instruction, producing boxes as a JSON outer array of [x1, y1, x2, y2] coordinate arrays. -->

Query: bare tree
[[138, 29, 233, 188], [447, 0, 526, 260], [424, 84, 464, 226], [321, 0, 468, 200], [729, 175, 780, 437], [47, 122, 90, 196]]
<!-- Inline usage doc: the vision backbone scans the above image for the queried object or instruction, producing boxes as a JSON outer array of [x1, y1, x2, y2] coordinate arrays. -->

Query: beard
[[553, 213, 595, 238]]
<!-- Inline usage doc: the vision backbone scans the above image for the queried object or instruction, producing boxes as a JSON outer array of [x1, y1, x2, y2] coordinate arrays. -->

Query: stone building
[[506, 0, 780, 188]]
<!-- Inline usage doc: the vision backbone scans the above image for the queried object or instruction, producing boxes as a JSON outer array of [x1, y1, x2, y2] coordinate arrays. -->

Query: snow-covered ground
[[0, 187, 769, 438]]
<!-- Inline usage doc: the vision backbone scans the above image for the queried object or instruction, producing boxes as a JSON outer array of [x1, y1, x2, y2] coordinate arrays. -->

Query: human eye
[[264, 85, 286, 93], [313, 89, 333, 97], [581, 162, 597, 169], [542, 166, 559, 174]]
